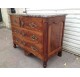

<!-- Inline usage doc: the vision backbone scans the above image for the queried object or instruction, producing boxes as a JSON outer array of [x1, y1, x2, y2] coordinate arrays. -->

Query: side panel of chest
[[48, 16, 65, 57]]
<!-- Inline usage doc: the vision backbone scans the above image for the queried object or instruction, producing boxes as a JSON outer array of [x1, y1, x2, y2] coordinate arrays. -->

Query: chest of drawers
[[10, 14, 66, 68]]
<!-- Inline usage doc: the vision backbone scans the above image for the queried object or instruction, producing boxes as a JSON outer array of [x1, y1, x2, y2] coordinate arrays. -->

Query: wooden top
[[9, 13, 66, 18]]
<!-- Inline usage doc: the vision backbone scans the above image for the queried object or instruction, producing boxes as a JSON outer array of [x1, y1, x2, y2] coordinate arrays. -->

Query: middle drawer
[[12, 26, 43, 44]]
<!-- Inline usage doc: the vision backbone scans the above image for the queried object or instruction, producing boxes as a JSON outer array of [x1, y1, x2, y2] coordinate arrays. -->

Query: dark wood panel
[[48, 16, 65, 57], [50, 22, 63, 51]]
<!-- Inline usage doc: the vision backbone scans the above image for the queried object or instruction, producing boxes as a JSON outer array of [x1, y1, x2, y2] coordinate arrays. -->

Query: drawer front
[[12, 27, 43, 44], [26, 42, 43, 54], [10, 15, 20, 27], [21, 29, 43, 44], [13, 36, 43, 55], [20, 16, 43, 32], [26, 43, 44, 60]]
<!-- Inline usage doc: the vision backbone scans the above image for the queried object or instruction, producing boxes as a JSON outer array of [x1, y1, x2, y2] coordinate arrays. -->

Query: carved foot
[[13, 43, 16, 48], [43, 61, 47, 68], [58, 51, 62, 57]]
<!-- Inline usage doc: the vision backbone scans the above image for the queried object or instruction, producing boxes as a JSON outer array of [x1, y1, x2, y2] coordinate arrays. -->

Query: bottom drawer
[[13, 36, 44, 59], [26, 46, 44, 60]]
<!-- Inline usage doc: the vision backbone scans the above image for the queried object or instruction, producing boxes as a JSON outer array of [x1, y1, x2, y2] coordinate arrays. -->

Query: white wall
[[1, 8, 10, 28]]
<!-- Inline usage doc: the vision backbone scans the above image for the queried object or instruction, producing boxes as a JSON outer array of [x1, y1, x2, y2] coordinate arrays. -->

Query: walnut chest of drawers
[[10, 14, 66, 68]]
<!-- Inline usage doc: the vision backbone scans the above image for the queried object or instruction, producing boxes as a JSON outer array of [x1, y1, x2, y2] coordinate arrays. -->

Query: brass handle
[[31, 46, 38, 51], [31, 35, 37, 41], [29, 22, 37, 28]]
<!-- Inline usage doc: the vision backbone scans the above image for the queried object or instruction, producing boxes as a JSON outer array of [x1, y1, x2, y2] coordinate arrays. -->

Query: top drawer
[[20, 16, 43, 32], [10, 15, 20, 27]]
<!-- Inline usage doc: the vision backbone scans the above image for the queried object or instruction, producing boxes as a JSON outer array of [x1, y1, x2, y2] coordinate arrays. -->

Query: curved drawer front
[[13, 36, 43, 55], [26, 42, 43, 54], [10, 15, 20, 27], [12, 26, 43, 44], [20, 16, 43, 32], [20, 29, 43, 44]]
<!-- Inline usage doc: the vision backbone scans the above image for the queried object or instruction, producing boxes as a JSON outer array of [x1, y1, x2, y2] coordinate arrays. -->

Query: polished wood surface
[[10, 15, 66, 68]]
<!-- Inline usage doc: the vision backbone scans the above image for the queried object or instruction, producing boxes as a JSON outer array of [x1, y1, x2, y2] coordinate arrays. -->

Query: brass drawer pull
[[31, 35, 37, 41], [31, 46, 38, 51], [29, 22, 37, 28]]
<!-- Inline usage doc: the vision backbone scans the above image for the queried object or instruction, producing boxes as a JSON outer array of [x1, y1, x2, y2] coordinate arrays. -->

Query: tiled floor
[[0, 28, 80, 68]]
